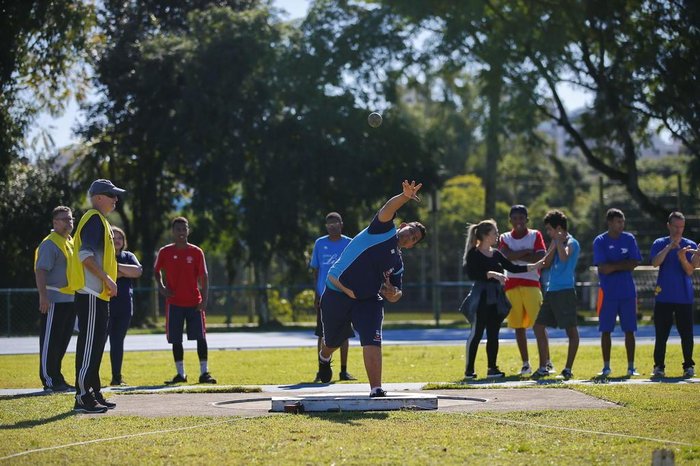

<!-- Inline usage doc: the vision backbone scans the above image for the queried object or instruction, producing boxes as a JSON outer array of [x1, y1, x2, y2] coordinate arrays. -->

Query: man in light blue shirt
[[309, 212, 354, 382], [532, 210, 581, 380]]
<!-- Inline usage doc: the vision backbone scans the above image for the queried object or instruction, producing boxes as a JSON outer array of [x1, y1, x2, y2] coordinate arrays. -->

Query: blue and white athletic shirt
[[309, 235, 352, 296], [326, 214, 404, 300]]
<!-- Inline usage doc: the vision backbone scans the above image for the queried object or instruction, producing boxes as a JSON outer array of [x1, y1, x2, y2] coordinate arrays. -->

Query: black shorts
[[166, 304, 206, 343], [536, 289, 578, 329], [320, 289, 384, 347]]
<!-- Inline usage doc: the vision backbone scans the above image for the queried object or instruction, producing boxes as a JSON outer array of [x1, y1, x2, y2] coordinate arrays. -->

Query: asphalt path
[[1, 325, 698, 355]]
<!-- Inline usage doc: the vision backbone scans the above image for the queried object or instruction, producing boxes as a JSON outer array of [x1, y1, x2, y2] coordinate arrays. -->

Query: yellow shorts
[[506, 286, 543, 329]]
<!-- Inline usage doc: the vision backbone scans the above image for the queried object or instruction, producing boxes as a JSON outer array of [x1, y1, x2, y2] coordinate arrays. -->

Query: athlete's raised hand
[[402, 180, 422, 202]]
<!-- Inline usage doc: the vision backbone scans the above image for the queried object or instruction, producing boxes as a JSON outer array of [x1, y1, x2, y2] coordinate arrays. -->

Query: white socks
[[175, 361, 185, 377]]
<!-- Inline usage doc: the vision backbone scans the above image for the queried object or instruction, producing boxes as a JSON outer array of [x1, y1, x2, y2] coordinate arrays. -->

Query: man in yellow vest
[[34, 206, 76, 392], [69, 179, 123, 414]]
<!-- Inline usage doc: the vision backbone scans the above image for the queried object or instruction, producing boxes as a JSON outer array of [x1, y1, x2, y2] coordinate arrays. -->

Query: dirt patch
[[103, 388, 618, 417]]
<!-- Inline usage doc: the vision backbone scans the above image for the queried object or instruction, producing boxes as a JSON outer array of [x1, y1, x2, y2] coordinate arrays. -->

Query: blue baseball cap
[[89, 179, 126, 197]]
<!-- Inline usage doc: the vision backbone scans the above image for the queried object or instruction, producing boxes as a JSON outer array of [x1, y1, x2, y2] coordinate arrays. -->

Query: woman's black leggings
[[466, 295, 505, 375]]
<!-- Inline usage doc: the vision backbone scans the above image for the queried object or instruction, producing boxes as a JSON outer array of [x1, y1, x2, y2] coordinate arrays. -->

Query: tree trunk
[[483, 64, 503, 218]]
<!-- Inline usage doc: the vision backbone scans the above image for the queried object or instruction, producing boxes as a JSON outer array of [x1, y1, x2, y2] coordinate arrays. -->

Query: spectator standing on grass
[[531, 210, 581, 381], [593, 208, 642, 377], [155, 217, 216, 385], [34, 206, 76, 393], [69, 179, 123, 413], [309, 212, 355, 382], [108, 226, 142, 386], [462, 219, 545, 379], [649, 211, 699, 378], [498, 205, 548, 376]]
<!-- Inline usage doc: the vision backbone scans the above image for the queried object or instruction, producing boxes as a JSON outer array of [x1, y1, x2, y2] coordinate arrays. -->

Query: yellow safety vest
[[68, 209, 117, 301], [34, 231, 75, 296]]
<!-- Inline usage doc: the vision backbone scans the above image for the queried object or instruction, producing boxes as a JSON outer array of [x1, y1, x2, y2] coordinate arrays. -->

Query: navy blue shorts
[[320, 289, 382, 347], [598, 296, 637, 333], [166, 304, 206, 343]]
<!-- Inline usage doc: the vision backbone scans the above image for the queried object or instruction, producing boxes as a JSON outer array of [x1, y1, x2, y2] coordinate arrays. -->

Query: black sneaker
[[369, 388, 387, 398], [313, 372, 322, 383], [318, 357, 333, 383], [486, 367, 505, 378], [339, 371, 357, 381], [164, 374, 187, 384], [531, 367, 550, 379], [560, 368, 573, 380], [52, 383, 75, 393], [464, 372, 477, 380], [199, 372, 217, 384], [74, 396, 107, 414], [110, 376, 127, 386], [94, 392, 116, 409]]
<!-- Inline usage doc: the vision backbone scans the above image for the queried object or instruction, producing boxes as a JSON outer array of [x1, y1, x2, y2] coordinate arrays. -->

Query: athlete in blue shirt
[[592, 208, 642, 377], [318, 180, 426, 397], [649, 211, 699, 378], [532, 210, 581, 380], [309, 212, 353, 382]]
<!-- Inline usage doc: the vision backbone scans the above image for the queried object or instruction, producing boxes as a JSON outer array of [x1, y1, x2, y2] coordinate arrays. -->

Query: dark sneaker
[[110, 377, 127, 386], [199, 372, 217, 384], [520, 363, 532, 376], [339, 371, 357, 381], [463, 372, 477, 380], [318, 357, 333, 383], [369, 388, 387, 398], [650, 366, 665, 379], [313, 372, 322, 383], [486, 367, 505, 378], [683, 366, 695, 378], [546, 361, 556, 374], [74, 396, 107, 414], [94, 392, 116, 409], [531, 367, 550, 379], [560, 368, 573, 380], [164, 374, 188, 385], [52, 383, 75, 393]]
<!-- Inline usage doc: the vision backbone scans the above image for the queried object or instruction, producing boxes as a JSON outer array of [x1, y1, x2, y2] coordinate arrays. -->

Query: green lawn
[[0, 343, 692, 388], [1, 344, 698, 464]]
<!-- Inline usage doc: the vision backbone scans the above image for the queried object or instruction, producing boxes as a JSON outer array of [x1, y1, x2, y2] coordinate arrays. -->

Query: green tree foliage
[[79, 1, 438, 323], [381, 0, 698, 223], [0, 0, 94, 173], [0, 158, 78, 286]]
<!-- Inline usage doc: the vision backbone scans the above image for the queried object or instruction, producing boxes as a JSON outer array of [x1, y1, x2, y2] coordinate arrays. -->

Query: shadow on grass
[[305, 412, 390, 424], [0, 411, 74, 430]]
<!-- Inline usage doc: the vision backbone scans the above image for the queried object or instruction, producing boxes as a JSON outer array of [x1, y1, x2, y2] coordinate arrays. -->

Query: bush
[[292, 289, 316, 321]]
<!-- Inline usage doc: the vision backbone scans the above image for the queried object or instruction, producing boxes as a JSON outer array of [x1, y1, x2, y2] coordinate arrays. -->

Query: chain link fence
[[2, 267, 698, 336]]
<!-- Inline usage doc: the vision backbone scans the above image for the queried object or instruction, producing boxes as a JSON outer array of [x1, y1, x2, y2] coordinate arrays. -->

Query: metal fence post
[[6, 289, 11, 337]]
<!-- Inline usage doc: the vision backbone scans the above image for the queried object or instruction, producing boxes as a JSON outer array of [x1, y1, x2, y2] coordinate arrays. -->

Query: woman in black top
[[463, 219, 544, 379]]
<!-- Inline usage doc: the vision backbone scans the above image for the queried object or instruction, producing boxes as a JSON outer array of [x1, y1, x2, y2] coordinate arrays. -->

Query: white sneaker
[[520, 363, 532, 376], [627, 368, 640, 376], [684, 366, 695, 378], [546, 362, 556, 374], [598, 367, 612, 377]]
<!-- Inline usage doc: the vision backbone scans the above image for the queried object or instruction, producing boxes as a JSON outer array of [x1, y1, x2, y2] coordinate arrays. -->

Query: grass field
[[1, 343, 698, 464]]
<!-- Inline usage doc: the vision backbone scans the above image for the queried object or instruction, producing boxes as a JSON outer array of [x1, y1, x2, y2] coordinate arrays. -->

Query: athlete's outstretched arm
[[377, 180, 422, 223]]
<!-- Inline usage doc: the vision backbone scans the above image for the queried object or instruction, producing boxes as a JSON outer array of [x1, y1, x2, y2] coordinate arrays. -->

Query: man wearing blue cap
[[69, 179, 125, 413]]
